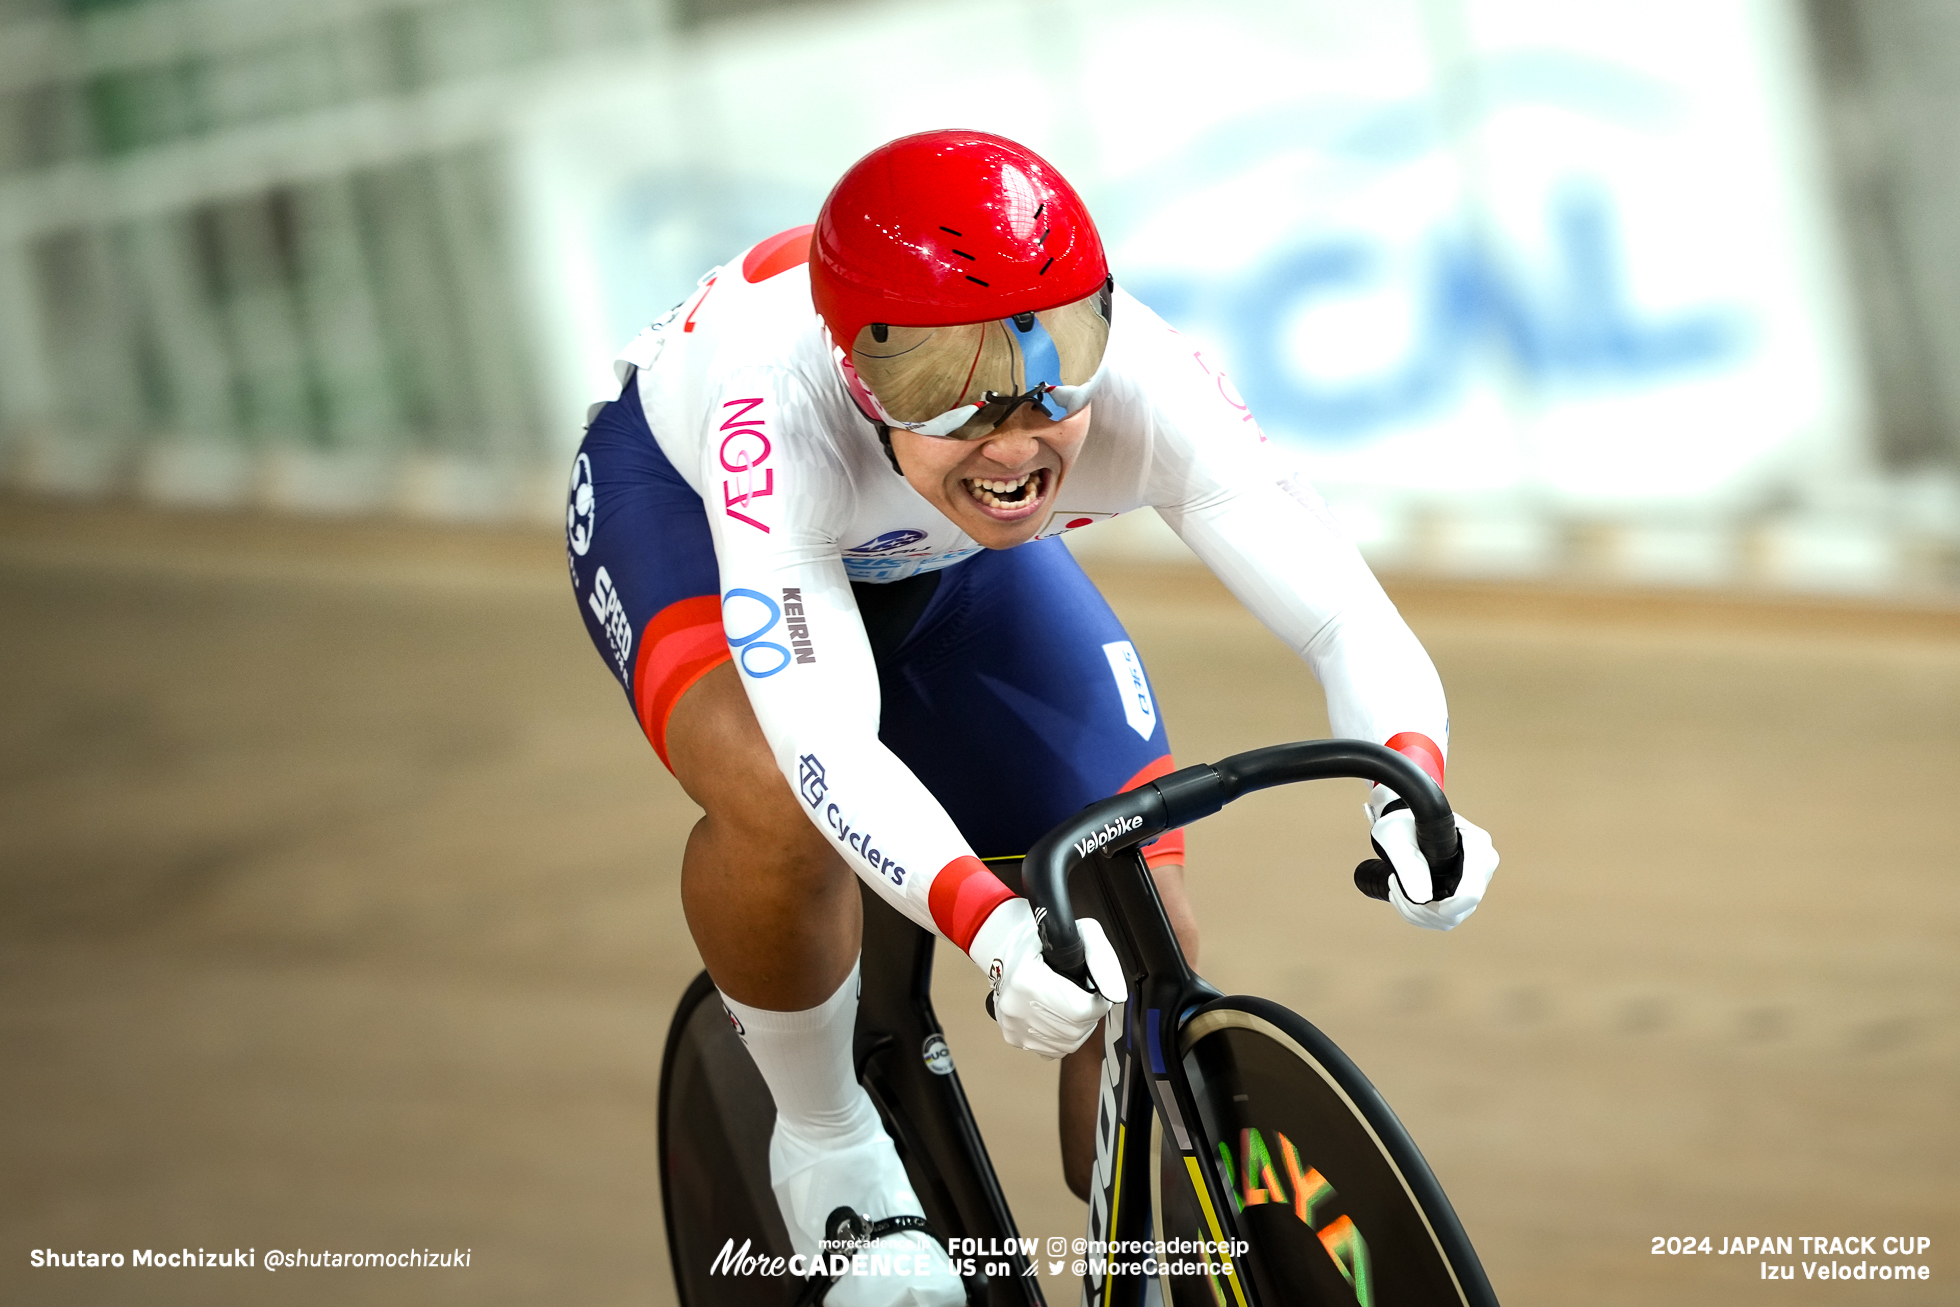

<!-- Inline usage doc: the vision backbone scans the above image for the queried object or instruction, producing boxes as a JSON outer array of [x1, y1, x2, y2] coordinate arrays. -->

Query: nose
[[980, 429, 1040, 466]]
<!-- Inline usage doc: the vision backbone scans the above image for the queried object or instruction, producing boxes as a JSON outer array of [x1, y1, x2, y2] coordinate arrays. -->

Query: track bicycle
[[659, 739, 1501, 1306]]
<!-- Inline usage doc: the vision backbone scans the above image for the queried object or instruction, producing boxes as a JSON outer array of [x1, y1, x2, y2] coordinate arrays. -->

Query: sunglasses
[[841, 281, 1113, 440]]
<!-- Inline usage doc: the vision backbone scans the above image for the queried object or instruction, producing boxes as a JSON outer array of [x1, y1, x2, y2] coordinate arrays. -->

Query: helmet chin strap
[[875, 422, 903, 476]]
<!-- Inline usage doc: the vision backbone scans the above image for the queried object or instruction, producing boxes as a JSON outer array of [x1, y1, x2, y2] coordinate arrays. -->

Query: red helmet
[[811, 130, 1112, 436]]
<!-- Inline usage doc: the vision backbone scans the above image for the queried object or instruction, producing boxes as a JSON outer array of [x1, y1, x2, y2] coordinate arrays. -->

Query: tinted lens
[[851, 284, 1111, 429]]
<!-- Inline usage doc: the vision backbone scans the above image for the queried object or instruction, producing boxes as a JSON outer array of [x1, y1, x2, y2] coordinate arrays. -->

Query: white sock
[[719, 958, 877, 1141], [721, 963, 961, 1303]]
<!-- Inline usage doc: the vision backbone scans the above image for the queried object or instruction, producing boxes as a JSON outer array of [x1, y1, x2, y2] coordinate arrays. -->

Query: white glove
[[1365, 791, 1498, 931], [967, 898, 1127, 1059]]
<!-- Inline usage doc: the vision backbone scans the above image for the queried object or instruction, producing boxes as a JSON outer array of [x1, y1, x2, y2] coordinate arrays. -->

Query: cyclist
[[569, 130, 1499, 1305]]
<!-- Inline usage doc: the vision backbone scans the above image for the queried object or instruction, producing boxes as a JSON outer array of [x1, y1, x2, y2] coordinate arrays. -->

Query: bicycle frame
[[852, 876, 1042, 1304], [843, 842, 1209, 1307], [662, 740, 1487, 1307], [1032, 842, 1229, 1307]]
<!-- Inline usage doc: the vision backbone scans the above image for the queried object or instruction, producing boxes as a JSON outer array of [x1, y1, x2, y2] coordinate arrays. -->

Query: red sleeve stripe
[[1384, 731, 1446, 788], [633, 595, 731, 772], [929, 855, 1015, 953], [1121, 754, 1188, 867]]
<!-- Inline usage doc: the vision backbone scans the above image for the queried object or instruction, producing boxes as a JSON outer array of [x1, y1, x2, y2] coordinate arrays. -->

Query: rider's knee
[[697, 788, 841, 894], [680, 742, 840, 891]]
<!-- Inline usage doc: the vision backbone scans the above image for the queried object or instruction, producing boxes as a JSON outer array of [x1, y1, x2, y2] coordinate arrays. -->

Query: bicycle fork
[[1080, 1003, 1255, 1307], [1079, 852, 1252, 1307], [1081, 1000, 1159, 1307]]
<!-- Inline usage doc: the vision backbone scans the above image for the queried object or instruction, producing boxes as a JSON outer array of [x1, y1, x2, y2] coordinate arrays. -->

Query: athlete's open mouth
[[962, 468, 1047, 518]]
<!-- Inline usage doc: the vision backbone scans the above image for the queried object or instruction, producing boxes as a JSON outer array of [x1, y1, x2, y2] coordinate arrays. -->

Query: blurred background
[[2, 0, 1960, 589], [1, 0, 1956, 1304]]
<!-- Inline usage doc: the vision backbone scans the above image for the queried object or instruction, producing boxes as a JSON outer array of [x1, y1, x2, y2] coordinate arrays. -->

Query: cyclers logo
[[824, 800, 906, 887], [722, 587, 818, 677], [1073, 815, 1143, 859], [798, 754, 827, 807]]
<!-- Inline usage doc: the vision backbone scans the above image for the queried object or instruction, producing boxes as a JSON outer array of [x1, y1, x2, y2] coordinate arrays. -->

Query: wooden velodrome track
[[1, 499, 1953, 1305]]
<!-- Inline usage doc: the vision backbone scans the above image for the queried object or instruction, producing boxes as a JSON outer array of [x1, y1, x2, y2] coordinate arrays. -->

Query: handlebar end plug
[[1354, 858, 1394, 902], [1355, 834, 1464, 903]]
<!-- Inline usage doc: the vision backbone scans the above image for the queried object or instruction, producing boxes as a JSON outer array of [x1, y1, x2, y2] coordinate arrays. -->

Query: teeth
[[964, 470, 1042, 510]]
